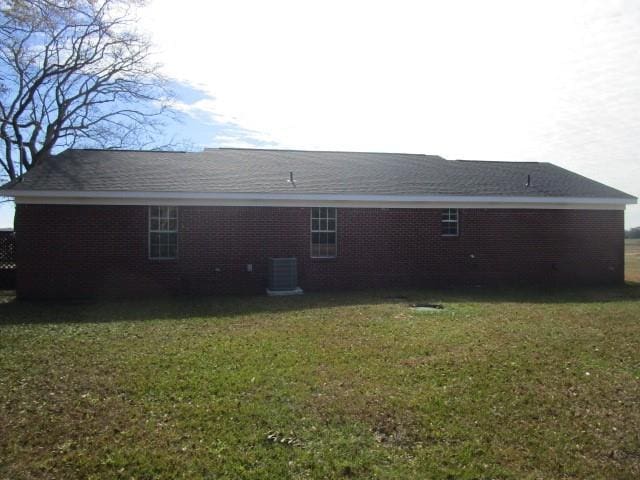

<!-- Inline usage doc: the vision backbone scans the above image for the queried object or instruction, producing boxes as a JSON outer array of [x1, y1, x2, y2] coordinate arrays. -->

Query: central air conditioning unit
[[267, 257, 303, 296]]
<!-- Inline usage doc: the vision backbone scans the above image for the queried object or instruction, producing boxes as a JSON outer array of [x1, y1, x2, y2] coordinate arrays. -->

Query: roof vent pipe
[[288, 171, 295, 185], [526, 174, 531, 187]]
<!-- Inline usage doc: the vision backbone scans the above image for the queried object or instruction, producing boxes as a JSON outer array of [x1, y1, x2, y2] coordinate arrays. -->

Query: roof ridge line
[[212, 147, 439, 156], [454, 159, 542, 164], [69, 148, 189, 153]]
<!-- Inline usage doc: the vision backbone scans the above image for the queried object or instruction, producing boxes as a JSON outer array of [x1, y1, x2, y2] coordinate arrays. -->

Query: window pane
[[441, 209, 458, 236], [442, 222, 458, 235], [149, 207, 178, 258], [311, 207, 337, 257]]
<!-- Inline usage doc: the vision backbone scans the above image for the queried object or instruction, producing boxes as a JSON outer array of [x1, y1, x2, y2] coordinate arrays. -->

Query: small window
[[441, 208, 459, 236], [311, 207, 337, 257], [149, 206, 178, 259]]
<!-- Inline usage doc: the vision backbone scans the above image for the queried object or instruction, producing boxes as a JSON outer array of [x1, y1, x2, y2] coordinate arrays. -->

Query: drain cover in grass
[[410, 303, 444, 312]]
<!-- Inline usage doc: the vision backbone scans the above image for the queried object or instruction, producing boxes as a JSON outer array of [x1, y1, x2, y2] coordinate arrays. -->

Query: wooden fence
[[0, 230, 16, 289]]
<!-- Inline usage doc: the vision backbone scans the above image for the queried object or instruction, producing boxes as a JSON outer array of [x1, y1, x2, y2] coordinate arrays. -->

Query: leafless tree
[[0, 0, 173, 182]]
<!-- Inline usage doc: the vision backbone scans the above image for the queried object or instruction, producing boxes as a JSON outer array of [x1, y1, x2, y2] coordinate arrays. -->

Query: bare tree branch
[[0, 0, 174, 181]]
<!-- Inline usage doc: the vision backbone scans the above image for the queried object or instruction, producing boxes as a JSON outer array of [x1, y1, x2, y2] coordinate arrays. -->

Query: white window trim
[[148, 206, 178, 260], [441, 208, 459, 237], [311, 207, 337, 258]]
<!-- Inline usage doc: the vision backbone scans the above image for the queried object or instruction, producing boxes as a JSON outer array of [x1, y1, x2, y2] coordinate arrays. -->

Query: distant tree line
[[625, 227, 640, 239]]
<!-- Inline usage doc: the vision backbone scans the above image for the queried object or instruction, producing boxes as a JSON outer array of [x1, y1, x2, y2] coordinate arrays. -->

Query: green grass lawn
[[1, 285, 640, 478]]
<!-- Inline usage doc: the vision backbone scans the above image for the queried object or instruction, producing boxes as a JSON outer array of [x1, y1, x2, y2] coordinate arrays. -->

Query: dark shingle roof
[[1, 148, 635, 199]]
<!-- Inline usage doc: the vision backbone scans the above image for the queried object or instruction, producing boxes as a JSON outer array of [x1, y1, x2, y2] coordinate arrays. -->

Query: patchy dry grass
[[1, 285, 639, 479], [626, 239, 640, 284]]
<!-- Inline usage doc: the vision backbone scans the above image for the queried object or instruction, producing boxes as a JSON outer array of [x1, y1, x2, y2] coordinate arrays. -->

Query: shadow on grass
[[0, 283, 639, 327]]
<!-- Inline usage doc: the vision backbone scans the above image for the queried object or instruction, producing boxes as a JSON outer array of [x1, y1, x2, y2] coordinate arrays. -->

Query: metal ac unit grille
[[268, 257, 298, 291]]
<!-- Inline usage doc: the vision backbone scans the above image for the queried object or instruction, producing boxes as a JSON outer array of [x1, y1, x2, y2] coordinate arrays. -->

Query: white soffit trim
[[4, 190, 634, 209]]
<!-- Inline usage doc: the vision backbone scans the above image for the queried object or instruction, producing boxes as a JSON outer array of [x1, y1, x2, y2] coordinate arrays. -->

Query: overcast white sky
[[1, 0, 639, 226]]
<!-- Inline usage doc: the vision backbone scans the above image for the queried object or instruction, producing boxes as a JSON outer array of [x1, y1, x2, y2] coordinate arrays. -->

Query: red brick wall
[[14, 204, 625, 298]]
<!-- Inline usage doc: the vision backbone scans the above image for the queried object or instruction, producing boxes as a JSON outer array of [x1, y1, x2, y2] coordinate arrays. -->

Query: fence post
[[0, 230, 16, 290]]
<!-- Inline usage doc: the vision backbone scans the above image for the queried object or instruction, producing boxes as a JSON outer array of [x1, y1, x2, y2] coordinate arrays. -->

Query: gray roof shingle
[[1, 148, 635, 200]]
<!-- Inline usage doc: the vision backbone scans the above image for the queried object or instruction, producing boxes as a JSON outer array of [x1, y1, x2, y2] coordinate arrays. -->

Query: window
[[149, 206, 178, 259], [441, 208, 459, 236], [311, 207, 337, 257]]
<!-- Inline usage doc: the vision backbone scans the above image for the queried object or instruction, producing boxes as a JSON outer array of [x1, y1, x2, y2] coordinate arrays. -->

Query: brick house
[[0, 148, 636, 299]]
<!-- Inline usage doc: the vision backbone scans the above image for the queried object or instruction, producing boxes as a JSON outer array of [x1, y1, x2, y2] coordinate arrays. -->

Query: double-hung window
[[149, 206, 178, 259], [311, 207, 337, 258], [441, 208, 459, 236]]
